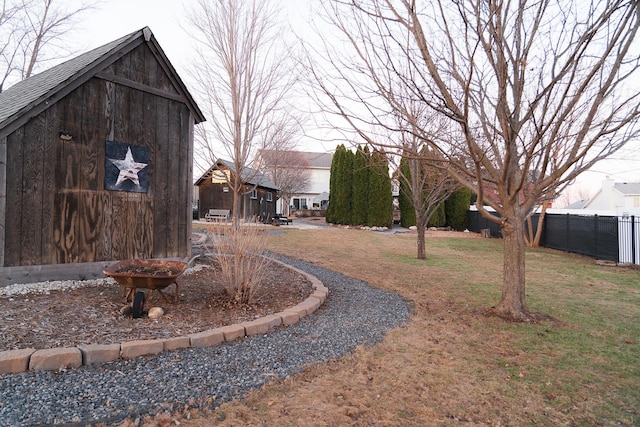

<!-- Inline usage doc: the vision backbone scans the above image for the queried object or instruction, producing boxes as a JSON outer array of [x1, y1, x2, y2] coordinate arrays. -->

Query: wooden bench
[[204, 209, 230, 222], [272, 215, 292, 225]]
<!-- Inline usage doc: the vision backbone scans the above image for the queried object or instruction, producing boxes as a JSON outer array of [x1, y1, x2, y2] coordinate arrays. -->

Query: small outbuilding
[[0, 27, 205, 284], [195, 160, 278, 222]]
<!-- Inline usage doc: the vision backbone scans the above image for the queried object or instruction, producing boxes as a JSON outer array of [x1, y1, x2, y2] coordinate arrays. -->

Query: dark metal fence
[[467, 210, 639, 264]]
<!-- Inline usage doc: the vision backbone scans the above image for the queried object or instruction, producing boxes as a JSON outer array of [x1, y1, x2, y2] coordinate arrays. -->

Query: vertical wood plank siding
[[3, 44, 193, 267]]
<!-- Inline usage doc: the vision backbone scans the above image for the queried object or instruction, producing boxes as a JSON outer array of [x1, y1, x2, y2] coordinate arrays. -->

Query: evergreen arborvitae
[[326, 145, 341, 224], [398, 156, 416, 227], [427, 203, 446, 227], [367, 150, 393, 228], [328, 145, 353, 225], [351, 145, 370, 226], [445, 187, 472, 230], [339, 146, 354, 224]]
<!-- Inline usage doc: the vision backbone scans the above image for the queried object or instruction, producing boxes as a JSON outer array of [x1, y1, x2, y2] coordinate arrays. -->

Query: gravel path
[[0, 256, 411, 426]]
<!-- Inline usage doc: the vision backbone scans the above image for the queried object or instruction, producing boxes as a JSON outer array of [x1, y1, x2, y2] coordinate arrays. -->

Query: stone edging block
[[278, 310, 300, 326], [78, 344, 121, 366], [121, 339, 164, 359], [163, 336, 191, 351], [190, 329, 224, 348], [309, 290, 327, 304], [220, 324, 245, 342], [29, 347, 82, 371], [0, 259, 328, 374], [0, 348, 35, 374]]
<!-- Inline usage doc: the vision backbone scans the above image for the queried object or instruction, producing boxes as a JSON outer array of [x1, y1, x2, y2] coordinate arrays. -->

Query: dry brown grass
[[148, 227, 640, 426]]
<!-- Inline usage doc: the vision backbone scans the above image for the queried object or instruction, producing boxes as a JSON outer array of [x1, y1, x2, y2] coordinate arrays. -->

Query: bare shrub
[[205, 224, 270, 304]]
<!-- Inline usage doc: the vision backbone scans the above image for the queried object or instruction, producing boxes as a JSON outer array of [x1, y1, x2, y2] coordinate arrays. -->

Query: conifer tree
[[445, 188, 472, 231], [351, 145, 370, 226], [366, 150, 393, 228], [427, 204, 446, 227], [326, 145, 340, 224], [398, 156, 416, 228], [327, 145, 353, 224]]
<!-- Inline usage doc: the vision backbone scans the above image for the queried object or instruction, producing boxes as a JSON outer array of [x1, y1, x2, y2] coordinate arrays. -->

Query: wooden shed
[[195, 160, 279, 222], [0, 27, 205, 284]]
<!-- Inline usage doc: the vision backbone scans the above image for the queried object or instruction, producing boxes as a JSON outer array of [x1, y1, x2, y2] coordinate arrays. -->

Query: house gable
[[0, 26, 204, 140]]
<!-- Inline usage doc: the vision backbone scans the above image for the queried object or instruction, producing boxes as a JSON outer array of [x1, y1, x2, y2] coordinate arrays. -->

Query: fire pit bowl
[[103, 259, 187, 304]]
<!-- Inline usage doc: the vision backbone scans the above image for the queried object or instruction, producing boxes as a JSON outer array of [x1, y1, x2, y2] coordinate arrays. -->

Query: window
[[223, 186, 229, 193], [251, 189, 258, 199], [266, 192, 273, 202], [292, 198, 308, 210]]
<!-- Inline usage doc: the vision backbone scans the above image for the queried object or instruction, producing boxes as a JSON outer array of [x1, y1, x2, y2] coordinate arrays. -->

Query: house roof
[[298, 151, 333, 168], [259, 149, 333, 169], [565, 199, 590, 209], [0, 26, 205, 138], [195, 159, 279, 190], [614, 182, 640, 195]]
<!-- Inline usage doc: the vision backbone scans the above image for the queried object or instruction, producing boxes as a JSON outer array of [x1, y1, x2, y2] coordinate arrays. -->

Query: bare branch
[[186, 0, 301, 224], [0, 0, 98, 91], [308, 0, 640, 321]]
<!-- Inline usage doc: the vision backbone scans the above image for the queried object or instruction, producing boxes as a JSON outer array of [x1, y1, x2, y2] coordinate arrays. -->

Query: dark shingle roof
[[0, 32, 132, 126], [195, 159, 279, 190], [0, 27, 204, 136]]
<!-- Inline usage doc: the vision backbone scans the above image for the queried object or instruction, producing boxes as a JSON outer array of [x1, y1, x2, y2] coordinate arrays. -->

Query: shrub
[[205, 224, 270, 304], [445, 188, 472, 230]]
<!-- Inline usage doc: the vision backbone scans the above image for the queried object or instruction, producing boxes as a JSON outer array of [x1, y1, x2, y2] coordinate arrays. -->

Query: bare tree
[[0, 0, 96, 92], [308, 0, 640, 321], [397, 143, 458, 260], [555, 184, 593, 209], [186, 0, 298, 225], [257, 147, 311, 217]]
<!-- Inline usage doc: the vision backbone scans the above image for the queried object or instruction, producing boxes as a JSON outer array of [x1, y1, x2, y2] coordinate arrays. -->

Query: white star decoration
[[109, 146, 148, 187]]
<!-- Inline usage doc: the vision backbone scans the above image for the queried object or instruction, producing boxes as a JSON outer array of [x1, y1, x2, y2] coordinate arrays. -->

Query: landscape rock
[[148, 307, 164, 319]]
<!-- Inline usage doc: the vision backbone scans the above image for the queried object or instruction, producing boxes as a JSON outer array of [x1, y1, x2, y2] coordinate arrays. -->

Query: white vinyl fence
[[618, 215, 640, 265]]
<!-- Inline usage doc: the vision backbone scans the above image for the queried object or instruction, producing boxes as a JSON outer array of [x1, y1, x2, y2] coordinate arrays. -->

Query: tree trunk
[[232, 184, 242, 229], [416, 212, 426, 260], [488, 206, 534, 322], [525, 199, 550, 248]]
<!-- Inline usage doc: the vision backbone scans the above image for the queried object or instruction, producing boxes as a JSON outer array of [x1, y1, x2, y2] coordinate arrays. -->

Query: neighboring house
[[564, 199, 590, 210], [584, 178, 640, 215], [0, 27, 205, 285], [256, 150, 332, 215], [195, 159, 279, 221]]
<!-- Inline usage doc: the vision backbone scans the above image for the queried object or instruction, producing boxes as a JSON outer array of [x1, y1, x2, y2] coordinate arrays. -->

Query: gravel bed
[[0, 256, 411, 426]]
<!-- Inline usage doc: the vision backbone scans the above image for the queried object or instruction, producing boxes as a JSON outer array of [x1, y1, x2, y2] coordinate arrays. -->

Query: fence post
[[633, 216, 636, 265], [566, 213, 570, 252], [594, 215, 598, 259]]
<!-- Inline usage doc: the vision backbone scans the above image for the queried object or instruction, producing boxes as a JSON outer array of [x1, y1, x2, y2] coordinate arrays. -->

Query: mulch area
[[0, 257, 313, 351]]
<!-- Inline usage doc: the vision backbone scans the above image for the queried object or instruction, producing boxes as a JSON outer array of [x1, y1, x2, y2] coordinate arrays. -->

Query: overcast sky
[[64, 0, 640, 195]]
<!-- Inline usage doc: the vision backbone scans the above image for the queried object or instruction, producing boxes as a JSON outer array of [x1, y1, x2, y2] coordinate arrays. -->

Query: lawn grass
[[183, 227, 640, 426]]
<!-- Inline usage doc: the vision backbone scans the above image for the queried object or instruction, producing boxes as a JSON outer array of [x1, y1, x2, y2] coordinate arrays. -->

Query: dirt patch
[[0, 258, 313, 351]]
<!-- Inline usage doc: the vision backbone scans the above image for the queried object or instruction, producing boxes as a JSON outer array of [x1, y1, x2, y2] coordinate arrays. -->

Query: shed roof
[[614, 182, 640, 195], [0, 26, 205, 138], [195, 159, 279, 191]]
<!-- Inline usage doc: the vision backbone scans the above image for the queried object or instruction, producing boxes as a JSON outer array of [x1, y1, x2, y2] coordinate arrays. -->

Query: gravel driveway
[[0, 256, 411, 426]]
